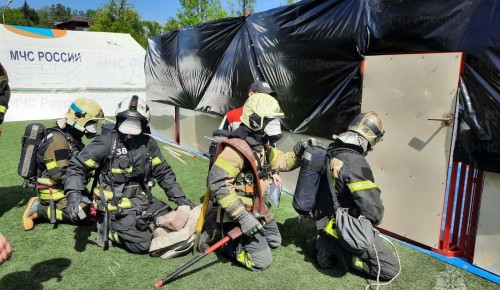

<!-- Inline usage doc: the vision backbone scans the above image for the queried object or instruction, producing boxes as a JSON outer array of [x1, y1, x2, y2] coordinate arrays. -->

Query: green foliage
[[89, 0, 147, 47], [164, 17, 181, 33], [20, 0, 39, 26], [37, 4, 71, 28], [3, 8, 29, 26], [71, 9, 97, 18], [142, 20, 165, 41], [176, 0, 228, 27], [229, 0, 256, 16]]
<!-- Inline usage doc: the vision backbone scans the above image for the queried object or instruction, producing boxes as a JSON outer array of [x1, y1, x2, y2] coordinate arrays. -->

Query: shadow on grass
[[279, 217, 346, 279], [0, 258, 71, 290], [0, 185, 35, 219], [74, 224, 97, 252]]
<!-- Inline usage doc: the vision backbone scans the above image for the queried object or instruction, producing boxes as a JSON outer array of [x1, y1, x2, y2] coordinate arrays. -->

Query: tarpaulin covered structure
[[145, 0, 499, 173]]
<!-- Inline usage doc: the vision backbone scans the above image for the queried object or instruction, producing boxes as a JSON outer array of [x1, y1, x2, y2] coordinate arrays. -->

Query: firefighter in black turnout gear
[[65, 96, 194, 253], [293, 112, 399, 281], [22, 98, 104, 230], [0, 62, 10, 136]]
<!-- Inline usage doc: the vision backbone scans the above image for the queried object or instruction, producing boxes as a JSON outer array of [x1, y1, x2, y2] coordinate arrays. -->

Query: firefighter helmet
[[115, 95, 150, 135], [348, 111, 385, 148], [240, 93, 284, 131], [65, 98, 104, 134]]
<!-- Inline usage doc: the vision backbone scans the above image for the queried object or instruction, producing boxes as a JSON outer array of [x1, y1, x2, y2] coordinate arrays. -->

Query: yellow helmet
[[65, 98, 104, 133], [348, 111, 385, 148], [240, 93, 284, 131]]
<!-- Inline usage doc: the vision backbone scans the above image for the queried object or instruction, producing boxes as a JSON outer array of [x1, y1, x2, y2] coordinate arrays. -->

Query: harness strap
[[215, 138, 264, 214]]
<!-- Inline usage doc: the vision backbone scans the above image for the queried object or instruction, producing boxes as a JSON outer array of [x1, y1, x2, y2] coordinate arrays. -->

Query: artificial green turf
[[0, 120, 497, 289]]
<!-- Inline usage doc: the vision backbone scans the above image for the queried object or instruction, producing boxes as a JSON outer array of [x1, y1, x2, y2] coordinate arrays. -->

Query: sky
[[7, 0, 289, 23]]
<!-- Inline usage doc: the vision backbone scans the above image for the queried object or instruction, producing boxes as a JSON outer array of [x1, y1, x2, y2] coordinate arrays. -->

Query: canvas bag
[[326, 148, 377, 254]]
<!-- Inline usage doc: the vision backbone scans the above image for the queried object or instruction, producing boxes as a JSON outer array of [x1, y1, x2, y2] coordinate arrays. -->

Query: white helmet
[[115, 95, 150, 135]]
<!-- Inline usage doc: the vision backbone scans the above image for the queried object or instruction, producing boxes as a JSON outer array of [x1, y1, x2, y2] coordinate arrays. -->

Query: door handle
[[428, 113, 454, 126]]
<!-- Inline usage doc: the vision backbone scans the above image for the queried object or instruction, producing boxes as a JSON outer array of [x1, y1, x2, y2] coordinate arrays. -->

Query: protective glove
[[238, 211, 264, 236], [173, 196, 195, 209], [293, 138, 322, 158], [66, 190, 84, 222]]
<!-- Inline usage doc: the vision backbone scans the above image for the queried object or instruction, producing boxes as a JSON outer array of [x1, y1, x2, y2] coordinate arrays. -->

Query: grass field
[[0, 120, 497, 290]]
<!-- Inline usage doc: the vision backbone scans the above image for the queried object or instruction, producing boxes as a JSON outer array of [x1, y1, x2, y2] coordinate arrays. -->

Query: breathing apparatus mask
[[263, 118, 283, 145]]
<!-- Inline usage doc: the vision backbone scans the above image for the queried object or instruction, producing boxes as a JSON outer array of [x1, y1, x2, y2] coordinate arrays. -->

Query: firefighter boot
[[23, 197, 40, 231]]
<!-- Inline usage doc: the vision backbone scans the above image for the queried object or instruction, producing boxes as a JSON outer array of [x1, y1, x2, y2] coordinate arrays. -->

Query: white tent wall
[[0, 25, 146, 121]]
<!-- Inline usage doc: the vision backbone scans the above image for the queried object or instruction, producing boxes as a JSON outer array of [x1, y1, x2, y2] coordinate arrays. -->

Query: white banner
[[0, 24, 146, 121]]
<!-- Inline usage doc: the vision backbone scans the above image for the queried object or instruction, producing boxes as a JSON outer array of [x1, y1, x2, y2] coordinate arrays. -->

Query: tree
[[21, 0, 39, 26], [142, 20, 164, 39], [71, 9, 97, 18], [50, 4, 71, 22], [3, 8, 29, 26], [164, 17, 181, 33], [37, 4, 72, 28], [175, 0, 227, 27], [89, 0, 147, 47], [229, 0, 256, 16]]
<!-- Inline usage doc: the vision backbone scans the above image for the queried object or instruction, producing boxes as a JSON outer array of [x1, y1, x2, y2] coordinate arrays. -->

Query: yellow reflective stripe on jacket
[[214, 157, 239, 178], [152, 156, 162, 167], [84, 159, 99, 169], [107, 198, 132, 211], [218, 192, 239, 209], [347, 180, 378, 193], [46, 160, 58, 170], [94, 198, 132, 211], [38, 190, 65, 201], [93, 188, 113, 200], [37, 177, 57, 186], [111, 167, 133, 174], [268, 147, 278, 165], [0, 105, 6, 113], [239, 196, 253, 206], [324, 217, 339, 239], [285, 154, 297, 168]]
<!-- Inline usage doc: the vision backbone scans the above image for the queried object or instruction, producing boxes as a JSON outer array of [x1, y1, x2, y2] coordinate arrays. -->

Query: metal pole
[[2, 0, 13, 25]]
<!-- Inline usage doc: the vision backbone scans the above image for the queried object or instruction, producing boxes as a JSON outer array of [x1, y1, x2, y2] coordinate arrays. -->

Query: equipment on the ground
[[154, 227, 242, 288]]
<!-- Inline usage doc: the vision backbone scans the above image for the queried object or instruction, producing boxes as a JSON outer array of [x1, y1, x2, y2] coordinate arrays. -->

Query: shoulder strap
[[325, 145, 362, 211], [215, 138, 265, 214]]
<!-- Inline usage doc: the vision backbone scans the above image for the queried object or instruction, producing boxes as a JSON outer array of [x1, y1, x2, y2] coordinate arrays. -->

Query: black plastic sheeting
[[145, 0, 500, 173]]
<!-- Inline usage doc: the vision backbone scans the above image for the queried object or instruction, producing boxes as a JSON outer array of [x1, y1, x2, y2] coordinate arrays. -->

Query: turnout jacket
[[65, 131, 185, 201], [36, 128, 84, 201], [0, 62, 10, 124], [208, 134, 299, 222], [316, 146, 384, 225]]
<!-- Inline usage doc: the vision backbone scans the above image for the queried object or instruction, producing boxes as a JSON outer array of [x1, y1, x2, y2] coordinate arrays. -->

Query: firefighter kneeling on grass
[[23, 98, 104, 230], [293, 112, 400, 282], [203, 93, 308, 270], [64, 96, 195, 254]]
